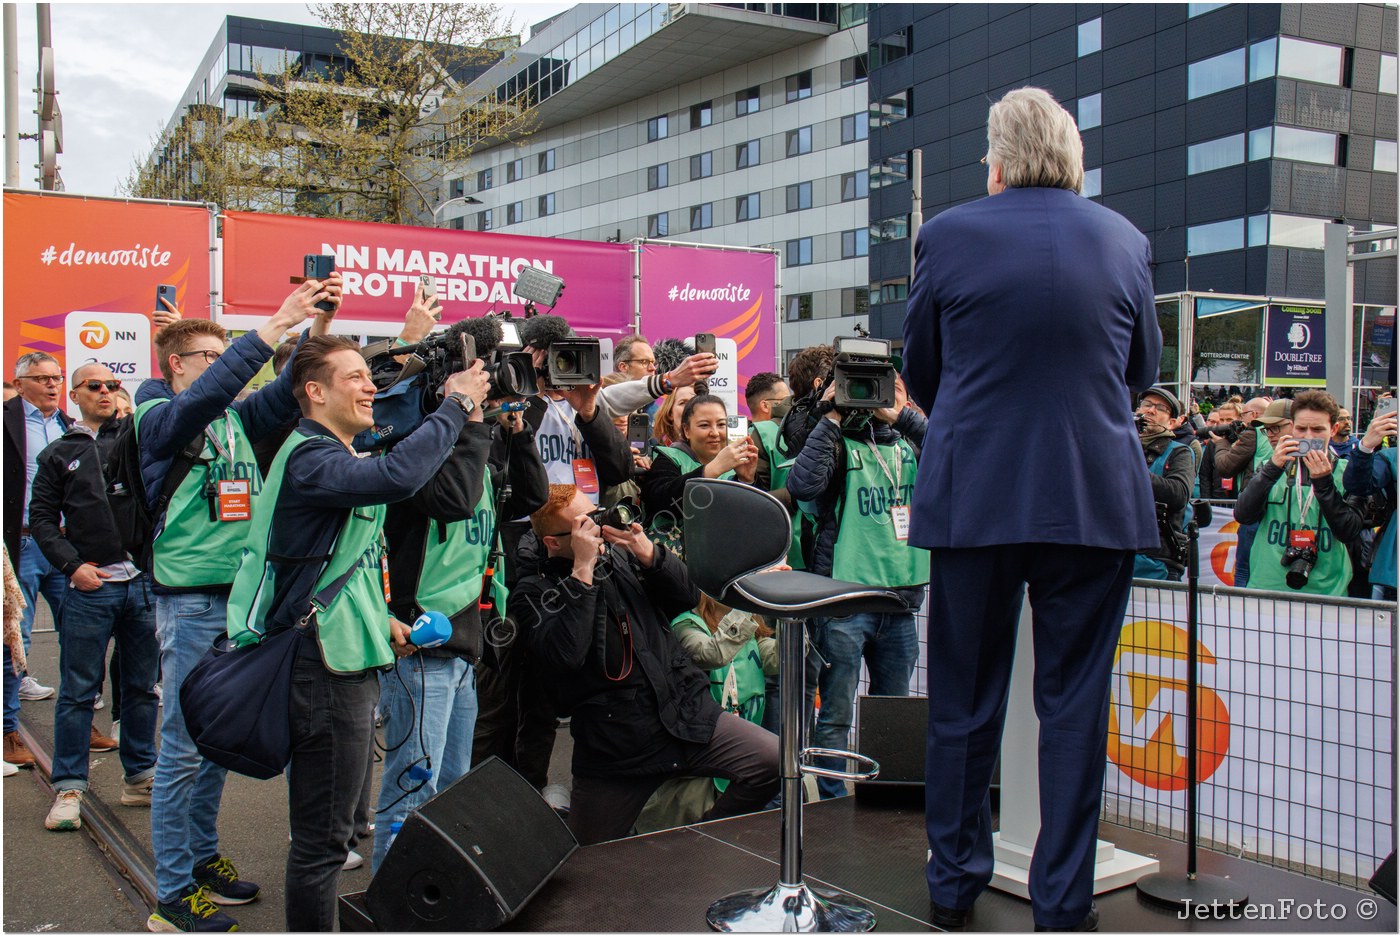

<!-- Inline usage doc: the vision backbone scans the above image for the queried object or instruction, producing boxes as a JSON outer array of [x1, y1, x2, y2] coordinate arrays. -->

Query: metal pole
[[1324, 222, 1354, 403], [35, 2, 48, 45], [1185, 519, 1200, 878], [778, 616, 804, 887], [3, 4, 18, 187], [909, 148, 923, 276]]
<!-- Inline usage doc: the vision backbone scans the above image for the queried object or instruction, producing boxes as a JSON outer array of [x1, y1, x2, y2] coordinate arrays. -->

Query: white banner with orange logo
[[1103, 589, 1393, 879]]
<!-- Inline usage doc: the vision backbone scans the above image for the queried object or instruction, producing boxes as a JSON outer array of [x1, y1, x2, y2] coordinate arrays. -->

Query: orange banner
[[2, 192, 211, 382]]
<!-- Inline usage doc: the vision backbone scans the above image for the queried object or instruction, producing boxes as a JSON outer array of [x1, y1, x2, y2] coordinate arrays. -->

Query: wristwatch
[[446, 392, 476, 416]]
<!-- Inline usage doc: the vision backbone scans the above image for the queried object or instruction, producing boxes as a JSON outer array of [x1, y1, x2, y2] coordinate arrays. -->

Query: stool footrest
[[799, 747, 880, 782]]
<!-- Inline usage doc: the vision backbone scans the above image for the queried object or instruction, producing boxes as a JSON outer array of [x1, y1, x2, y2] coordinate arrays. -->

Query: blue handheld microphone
[[409, 610, 452, 649]]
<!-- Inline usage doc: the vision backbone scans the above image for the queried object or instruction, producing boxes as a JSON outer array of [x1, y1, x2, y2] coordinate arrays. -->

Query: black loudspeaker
[[364, 756, 578, 931], [852, 695, 999, 804]]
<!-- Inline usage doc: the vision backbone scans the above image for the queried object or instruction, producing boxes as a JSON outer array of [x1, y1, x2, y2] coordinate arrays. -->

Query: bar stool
[[684, 478, 911, 933]]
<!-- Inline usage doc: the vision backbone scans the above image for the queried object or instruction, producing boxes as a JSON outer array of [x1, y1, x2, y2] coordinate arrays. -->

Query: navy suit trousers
[[923, 544, 1135, 928]]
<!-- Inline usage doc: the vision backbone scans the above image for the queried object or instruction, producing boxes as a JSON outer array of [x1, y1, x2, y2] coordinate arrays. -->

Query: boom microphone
[[451, 316, 504, 361], [517, 314, 573, 350]]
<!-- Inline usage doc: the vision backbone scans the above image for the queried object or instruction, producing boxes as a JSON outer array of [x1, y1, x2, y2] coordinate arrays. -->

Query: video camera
[[365, 316, 538, 403], [830, 336, 898, 410], [517, 314, 602, 388]]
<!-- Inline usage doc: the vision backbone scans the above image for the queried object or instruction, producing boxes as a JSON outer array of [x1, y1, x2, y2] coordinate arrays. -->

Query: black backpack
[[103, 416, 207, 575]]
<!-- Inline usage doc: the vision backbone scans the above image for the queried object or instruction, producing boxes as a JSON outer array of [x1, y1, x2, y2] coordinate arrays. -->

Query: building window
[[841, 170, 869, 201], [736, 139, 760, 168], [1186, 218, 1244, 256], [1187, 133, 1245, 174], [505, 201, 523, 224], [1267, 214, 1326, 250], [870, 216, 909, 243], [786, 126, 813, 157], [870, 277, 908, 304], [1078, 18, 1101, 57], [477, 209, 493, 232], [1248, 39, 1277, 82], [1077, 93, 1101, 130], [449, 217, 465, 231], [1082, 167, 1102, 198], [841, 113, 869, 143], [838, 4, 868, 28], [1248, 125, 1339, 165], [1277, 37, 1344, 85], [841, 286, 870, 317], [736, 86, 760, 116], [648, 212, 669, 237], [538, 148, 556, 173], [647, 114, 668, 141], [1381, 54, 1397, 95], [870, 27, 910, 69], [690, 151, 713, 180], [786, 182, 813, 212], [691, 203, 713, 230], [1187, 3, 1228, 16], [647, 163, 669, 190], [1375, 140, 1398, 173], [477, 167, 493, 190], [691, 100, 712, 130], [538, 192, 555, 216], [736, 193, 760, 221], [448, 178, 465, 198], [1247, 214, 1268, 247], [506, 158, 523, 183], [870, 90, 909, 127], [785, 238, 813, 267], [841, 228, 869, 257], [786, 293, 813, 321], [841, 54, 868, 86], [786, 70, 813, 102], [1188, 48, 1246, 99], [869, 153, 909, 188]]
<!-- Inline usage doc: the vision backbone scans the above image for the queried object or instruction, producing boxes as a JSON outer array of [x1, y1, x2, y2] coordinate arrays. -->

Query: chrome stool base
[[706, 881, 877, 933]]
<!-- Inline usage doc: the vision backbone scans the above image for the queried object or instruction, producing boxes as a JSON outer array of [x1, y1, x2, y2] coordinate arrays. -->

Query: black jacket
[[4, 396, 73, 559], [29, 418, 128, 577], [1140, 433, 1195, 570], [385, 420, 548, 661], [1234, 457, 1366, 545], [517, 543, 718, 778], [512, 393, 632, 519]]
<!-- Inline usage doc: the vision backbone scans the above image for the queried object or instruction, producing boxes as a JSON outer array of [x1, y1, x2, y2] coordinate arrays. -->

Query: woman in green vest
[[639, 393, 758, 559]]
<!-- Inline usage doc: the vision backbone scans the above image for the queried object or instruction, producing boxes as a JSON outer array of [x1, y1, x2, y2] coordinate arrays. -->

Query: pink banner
[[638, 244, 778, 415], [222, 212, 635, 338]]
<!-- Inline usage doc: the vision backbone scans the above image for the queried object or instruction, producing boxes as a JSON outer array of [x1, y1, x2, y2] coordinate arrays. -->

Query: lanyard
[[863, 440, 904, 506], [546, 396, 585, 454], [204, 418, 235, 465], [1291, 461, 1317, 527]]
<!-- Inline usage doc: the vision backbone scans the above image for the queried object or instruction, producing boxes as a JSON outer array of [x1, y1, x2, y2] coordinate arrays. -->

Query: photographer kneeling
[[517, 485, 779, 845], [1134, 387, 1194, 581], [1233, 390, 1364, 596], [225, 337, 490, 931]]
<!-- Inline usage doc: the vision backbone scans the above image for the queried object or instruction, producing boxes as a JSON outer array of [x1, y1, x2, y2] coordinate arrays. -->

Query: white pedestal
[[989, 594, 1159, 899]]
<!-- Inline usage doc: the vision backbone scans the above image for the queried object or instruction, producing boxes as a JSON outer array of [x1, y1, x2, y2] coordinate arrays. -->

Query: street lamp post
[[387, 163, 481, 226]]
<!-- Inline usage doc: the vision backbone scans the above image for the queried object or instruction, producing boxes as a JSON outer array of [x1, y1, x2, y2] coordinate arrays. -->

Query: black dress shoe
[[930, 902, 971, 929], [1034, 902, 1099, 932]]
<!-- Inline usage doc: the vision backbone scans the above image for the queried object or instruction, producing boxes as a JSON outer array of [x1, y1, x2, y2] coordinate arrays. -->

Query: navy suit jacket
[[902, 186, 1160, 551]]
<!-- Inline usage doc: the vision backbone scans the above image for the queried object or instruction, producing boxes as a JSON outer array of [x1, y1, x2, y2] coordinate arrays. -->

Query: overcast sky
[[10, 2, 572, 197]]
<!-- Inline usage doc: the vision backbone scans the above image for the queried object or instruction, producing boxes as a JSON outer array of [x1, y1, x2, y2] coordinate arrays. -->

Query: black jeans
[[285, 652, 379, 932]]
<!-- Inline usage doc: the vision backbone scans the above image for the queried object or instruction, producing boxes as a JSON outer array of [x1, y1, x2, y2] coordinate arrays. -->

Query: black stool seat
[[722, 571, 906, 617]]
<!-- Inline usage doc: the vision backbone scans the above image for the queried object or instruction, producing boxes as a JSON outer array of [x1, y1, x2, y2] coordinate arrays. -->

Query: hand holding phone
[[304, 255, 336, 312]]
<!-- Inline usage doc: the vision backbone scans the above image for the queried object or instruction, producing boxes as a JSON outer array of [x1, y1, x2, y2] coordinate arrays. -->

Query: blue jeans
[[1234, 521, 1259, 587], [52, 578, 159, 790], [5, 537, 68, 733], [811, 611, 919, 799], [371, 655, 478, 873], [150, 592, 231, 904]]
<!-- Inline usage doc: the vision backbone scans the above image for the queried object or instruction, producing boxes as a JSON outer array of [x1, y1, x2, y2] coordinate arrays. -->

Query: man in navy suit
[[902, 88, 1161, 931]]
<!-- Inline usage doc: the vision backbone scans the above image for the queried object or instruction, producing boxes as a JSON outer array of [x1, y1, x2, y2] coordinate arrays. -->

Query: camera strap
[[863, 440, 903, 504], [1291, 463, 1317, 528]]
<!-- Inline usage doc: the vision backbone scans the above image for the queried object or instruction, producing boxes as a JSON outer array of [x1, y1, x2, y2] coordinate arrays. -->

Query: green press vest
[[671, 612, 766, 724], [226, 431, 395, 673], [752, 420, 806, 570], [1248, 458, 1352, 597], [135, 399, 261, 590], [415, 475, 509, 619], [831, 436, 930, 588]]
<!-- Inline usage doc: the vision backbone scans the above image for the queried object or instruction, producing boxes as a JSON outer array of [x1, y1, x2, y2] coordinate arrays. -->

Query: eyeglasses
[[1138, 401, 1173, 416], [177, 349, 222, 364], [17, 374, 63, 386], [621, 357, 656, 367], [1261, 423, 1291, 436], [79, 380, 122, 393]]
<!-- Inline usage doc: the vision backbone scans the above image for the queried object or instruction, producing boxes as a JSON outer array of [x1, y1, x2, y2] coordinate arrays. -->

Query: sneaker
[[94, 694, 105, 710], [193, 854, 260, 906], [90, 724, 119, 752], [121, 775, 153, 807], [3, 760, 17, 776], [19, 675, 55, 701], [147, 884, 238, 932], [111, 720, 121, 742], [3, 731, 35, 768], [45, 789, 83, 831], [155, 682, 163, 706], [343, 849, 365, 871]]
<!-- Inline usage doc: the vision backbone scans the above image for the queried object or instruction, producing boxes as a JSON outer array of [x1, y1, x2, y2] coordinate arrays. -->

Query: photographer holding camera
[[1134, 387, 1195, 581], [786, 358, 928, 801], [1196, 401, 1243, 499], [1233, 390, 1364, 596], [517, 484, 779, 845], [1343, 403, 1398, 601]]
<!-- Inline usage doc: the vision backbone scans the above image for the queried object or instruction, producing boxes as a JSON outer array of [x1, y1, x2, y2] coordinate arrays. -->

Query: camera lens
[[554, 351, 579, 374], [613, 502, 639, 527], [847, 378, 877, 401]]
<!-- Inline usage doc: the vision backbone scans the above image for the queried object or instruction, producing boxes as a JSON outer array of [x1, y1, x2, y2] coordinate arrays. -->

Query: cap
[[1251, 398, 1293, 426], [1139, 386, 1182, 419]]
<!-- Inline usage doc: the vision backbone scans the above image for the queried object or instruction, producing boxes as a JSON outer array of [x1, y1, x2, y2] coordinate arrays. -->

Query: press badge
[[1289, 529, 1316, 550], [891, 505, 912, 541], [572, 458, 599, 495], [215, 480, 251, 522]]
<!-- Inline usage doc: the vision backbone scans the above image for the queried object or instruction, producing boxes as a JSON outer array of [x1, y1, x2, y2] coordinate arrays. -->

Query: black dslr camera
[[591, 499, 641, 530], [1281, 542, 1318, 590], [830, 336, 898, 410]]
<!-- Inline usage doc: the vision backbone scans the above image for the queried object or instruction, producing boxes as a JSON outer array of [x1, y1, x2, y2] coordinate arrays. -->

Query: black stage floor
[[351, 795, 1398, 932]]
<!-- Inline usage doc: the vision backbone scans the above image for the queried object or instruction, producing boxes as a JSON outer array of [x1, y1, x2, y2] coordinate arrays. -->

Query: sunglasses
[[79, 380, 122, 393]]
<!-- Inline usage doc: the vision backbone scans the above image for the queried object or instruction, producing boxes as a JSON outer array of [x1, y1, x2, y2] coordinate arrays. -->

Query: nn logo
[[79, 321, 110, 349], [1106, 619, 1230, 791]]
